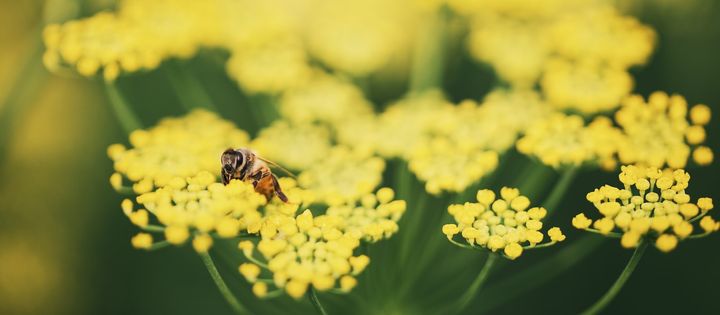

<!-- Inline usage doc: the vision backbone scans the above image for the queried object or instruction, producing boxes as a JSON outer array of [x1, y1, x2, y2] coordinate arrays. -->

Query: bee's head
[[221, 148, 245, 174]]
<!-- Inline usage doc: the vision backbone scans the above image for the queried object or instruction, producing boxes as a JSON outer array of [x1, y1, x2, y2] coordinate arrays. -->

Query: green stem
[[105, 82, 143, 134], [308, 287, 329, 315], [0, 37, 46, 166], [580, 241, 648, 315], [409, 7, 447, 92], [474, 235, 604, 313], [199, 252, 248, 315], [165, 62, 218, 111], [542, 167, 577, 212], [454, 254, 498, 314]]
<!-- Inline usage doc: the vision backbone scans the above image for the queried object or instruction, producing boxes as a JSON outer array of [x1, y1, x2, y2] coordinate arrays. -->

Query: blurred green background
[[0, 1, 718, 314]]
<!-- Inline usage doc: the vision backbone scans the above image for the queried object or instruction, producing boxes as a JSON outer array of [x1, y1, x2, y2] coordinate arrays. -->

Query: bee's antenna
[[258, 157, 297, 179]]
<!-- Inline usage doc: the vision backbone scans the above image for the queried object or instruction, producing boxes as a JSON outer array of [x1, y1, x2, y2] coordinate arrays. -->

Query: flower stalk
[[581, 241, 648, 315], [308, 287, 329, 315], [199, 252, 248, 315], [453, 253, 498, 314], [104, 82, 143, 134]]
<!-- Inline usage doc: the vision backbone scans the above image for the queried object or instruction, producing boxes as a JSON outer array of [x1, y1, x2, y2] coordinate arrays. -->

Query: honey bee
[[221, 148, 292, 202]]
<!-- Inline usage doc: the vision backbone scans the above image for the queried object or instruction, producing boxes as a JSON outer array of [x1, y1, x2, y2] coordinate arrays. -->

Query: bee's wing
[[256, 156, 297, 179]]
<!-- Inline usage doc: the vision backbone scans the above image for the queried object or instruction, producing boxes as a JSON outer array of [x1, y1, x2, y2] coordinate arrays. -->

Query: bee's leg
[[271, 174, 289, 203]]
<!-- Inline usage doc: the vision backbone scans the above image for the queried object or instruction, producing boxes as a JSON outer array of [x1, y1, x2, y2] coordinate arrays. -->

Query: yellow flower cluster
[[225, 40, 312, 94], [238, 210, 369, 299], [298, 147, 386, 206], [516, 113, 623, 169], [409, 137, 498, 194], [305, 0, 417, 76], [541, 59, 633, 114], [325, 188, 407, 242], [128, 172, 267, 249], [442, 187, 565, 260], [448, 89, 551, 152], [108, 109, 249, 193], [250, 121, 332, 171], [572, 165, 717, 252], [337, 92, 456, 159], [615, 91, 713, 168], [279, 74, 374, 127], [43, 0, 420, 90], [462, 2, 654, 114], [42, 0, 263, 81]]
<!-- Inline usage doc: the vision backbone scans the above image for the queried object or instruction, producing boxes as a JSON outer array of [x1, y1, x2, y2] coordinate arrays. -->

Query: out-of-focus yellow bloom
[[192, 234, 213, 253], [133, 172, 268, 247], [550, 5, 655, 68], [298, 147, 385, 205], [467, 17, 550, 86], [443, 187, 564, 260], [615, 92, 711, 168], [516, 113, 623, 169], [409, 137, 498, 194], [336, 91, 455, 158], [131, 233, 153, 249], [448, 89, 551, 152], [250, 121, 332, 171], [325, 188, 406, 242], [305, 0, 415, 76], [42, 0, 297, 81], [574, 165, 716, 252], [239, 210, 369, 299], [541, 59, 633, 114], [225, 40, 312, 94], [109, 110, 249, 190], [279, 74, 373, 127]]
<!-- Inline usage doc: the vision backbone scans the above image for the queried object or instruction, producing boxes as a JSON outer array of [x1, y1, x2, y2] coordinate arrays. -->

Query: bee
[[220, 148, 290, 202]]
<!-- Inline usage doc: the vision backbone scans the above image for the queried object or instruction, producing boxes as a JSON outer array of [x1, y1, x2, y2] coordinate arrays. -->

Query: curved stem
[[454, 254, 498, 314], [199, 252, 248, 315], [542, 167, 577, 212], [165, 62, 218, 111], [0, 36, 46, 166], [308, 287, 329, 315], [409, 7, 447, 92], [104, 82, 142, 134], [580, 241, 648, 315], [475, 235, 604, 313]]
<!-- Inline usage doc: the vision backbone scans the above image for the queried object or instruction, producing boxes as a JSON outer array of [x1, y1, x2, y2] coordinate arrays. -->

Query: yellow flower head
[[43, 0, 297, 80], [298, 147, 385, 206], [550, 5, 655, 68], [336, 91, 455, 159], [239, 210, 368, 299], [408, 137, 499, 195], [110, 110, 249, 191], [325, 188, 407, 242], [574, 165, 716, 252], [250, 121, 332, 171], [541, 59, 633, 114], [305, 0, 415, 76], [134, 172, 268, 247], [443, 187, 564, 260], [448, 89, 551, 153], [280, 74, 373, 127], [615, 91, 712, 168], [225, 39, 312, 94], [467, 16, 550, 86], [516, 113, 623, 169]]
